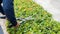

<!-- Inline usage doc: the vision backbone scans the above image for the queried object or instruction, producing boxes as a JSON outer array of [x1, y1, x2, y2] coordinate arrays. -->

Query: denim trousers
[[0, 0, 17, 26]]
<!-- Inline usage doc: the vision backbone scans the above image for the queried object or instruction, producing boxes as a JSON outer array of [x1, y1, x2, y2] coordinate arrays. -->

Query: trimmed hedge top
[[7, 0, 60, 34]]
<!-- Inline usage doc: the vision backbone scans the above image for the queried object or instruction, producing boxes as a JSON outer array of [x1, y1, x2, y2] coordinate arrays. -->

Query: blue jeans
[[0, 0, 5, 15], [0, 0, 17, 26]]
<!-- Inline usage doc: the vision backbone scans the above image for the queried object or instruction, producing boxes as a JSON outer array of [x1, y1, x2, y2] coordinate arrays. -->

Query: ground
[[0, 13, 8, 34], [34, 0, 60, 21]]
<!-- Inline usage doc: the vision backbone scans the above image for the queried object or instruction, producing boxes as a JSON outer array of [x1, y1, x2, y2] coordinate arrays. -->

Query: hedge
[[6, 0, 60, 34]]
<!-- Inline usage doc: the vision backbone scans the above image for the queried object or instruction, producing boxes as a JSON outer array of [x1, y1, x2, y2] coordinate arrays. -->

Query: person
[[0, 0, 19, 28]]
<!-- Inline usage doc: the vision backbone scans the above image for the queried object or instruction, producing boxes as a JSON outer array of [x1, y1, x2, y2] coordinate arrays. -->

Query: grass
[[6, 0, 60, 34]]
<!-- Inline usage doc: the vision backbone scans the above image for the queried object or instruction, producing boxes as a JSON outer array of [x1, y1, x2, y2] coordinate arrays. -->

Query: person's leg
[[3, 0, 17, 27], [0, 0, 5, 15]]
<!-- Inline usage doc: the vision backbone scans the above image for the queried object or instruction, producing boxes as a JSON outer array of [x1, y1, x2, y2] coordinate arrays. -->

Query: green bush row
[[6, 0, 60, 34]]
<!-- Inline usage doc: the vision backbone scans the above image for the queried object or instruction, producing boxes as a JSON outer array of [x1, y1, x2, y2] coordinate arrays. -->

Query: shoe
[[0, 15, 6, 19]]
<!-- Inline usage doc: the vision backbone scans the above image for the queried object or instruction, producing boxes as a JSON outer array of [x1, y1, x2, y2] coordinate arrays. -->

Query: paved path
[[33, 0, 60, 22], [0, 26, 4, 34], [0, 13, 8, 34]]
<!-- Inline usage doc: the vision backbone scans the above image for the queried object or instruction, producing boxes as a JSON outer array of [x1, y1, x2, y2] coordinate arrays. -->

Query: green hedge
[[6, 0, 60, 34]]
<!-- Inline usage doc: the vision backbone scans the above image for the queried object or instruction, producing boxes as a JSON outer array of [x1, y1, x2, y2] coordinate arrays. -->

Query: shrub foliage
[[7, 0, 60, 34]]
